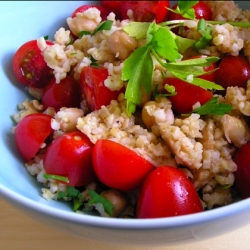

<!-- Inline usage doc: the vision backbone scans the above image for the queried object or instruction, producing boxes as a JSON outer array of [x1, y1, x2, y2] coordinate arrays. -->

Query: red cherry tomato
[[119, 1, 170, 23], [14, 113, 53, 161], [44, 131, 96, 187], [71, 4, 110, 20], [80, 66, 122, 111], [233, 143, 250, 198], [165, 77, 213, 114], [187, 55, 217, 82], [100, 1, 121, 18], [136, 166, 203, 218], [168, 1, 212, 21], [194, 1, 212, 20], [167, 1, 212, 34], [92, 139, 155, 191], [42, 76, 81, 112], [12, 40, 53, 88], [214, 55, 250, 89]]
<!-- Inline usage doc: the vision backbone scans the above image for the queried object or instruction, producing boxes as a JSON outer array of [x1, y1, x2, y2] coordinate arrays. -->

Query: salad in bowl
[[2, 0, 250, 246]]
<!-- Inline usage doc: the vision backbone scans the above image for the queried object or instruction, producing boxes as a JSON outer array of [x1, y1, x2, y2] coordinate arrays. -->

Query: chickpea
[[101, 189, 128, 217], [142, 97, 174, 130], [67, 15, 99, 37], [53, 107, 84, 132], [108, 30, 138, 60], [221, 114, 250, 147], [142, 101, 158, 130]]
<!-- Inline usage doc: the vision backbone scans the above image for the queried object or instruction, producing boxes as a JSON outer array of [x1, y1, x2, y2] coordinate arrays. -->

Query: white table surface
[[1, 197, 250, 250]]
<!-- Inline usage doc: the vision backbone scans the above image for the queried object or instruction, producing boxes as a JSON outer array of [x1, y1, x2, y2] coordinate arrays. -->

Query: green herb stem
[[43, 173, 69, 183], [206, 20, 250, 28]]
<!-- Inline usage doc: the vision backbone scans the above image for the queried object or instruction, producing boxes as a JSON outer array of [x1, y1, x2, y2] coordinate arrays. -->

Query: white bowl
[[1, 1, 250, 247]]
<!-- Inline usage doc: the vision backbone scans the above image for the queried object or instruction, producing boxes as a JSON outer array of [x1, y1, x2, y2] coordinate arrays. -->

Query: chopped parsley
[[88, 189, 114, 217], [192, 96, 233, 116], [43, 173, 69, 183], [79, 20, 113, 38], [57, 187, 114, 216]]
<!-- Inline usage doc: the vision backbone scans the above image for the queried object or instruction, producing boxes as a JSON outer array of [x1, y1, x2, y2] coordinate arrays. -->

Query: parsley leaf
[[79, 20, 113, 38], [93, 20, 113, 35], [178, 1, 198, 19], [57, 186, 82, 200], [174, 35, 196, 54], [122, 45, 153, 115], [163, 57, 223, 90], [123, 22, 150, 39], [192, 96, 233, 115], [167, 1, 198, 20], [151, 27, 181, 62], [88, 189, 114, 217], [186, 77, 223, 91]]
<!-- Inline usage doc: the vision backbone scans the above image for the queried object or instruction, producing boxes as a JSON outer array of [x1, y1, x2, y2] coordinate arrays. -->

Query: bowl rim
[[1, 182, 250, 230]]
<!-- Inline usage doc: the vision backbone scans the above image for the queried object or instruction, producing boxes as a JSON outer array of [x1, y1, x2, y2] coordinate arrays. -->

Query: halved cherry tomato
[[167, 1, 212, 21], [233, 143, 250, 198], [165, 77, 213, 114], [119, 1, 170, 23], [12, 40, 53, 88], [42, 76, 81, 112], [100, 1, 121, 18], [14, 113, 53, 161], [43, 131, 96, 187], [136, 166, 203, 218], [80, 66, 122, 111], [214, 55, 250, 90], [92, 139, 155, 191], [71, 4, 110, 20]]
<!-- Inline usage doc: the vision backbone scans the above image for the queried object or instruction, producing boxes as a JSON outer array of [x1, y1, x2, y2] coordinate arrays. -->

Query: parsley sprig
[[194, 19, 212, 51], [122, 1, 250, 115], [122, 21, 220, 115], [167, 1, 198, 20], [192, 96, 233, 116]]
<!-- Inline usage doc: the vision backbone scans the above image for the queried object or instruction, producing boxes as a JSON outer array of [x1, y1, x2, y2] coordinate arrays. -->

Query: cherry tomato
[[167, 1, 212, 35], [165, 77, 213, 114], [14, 113, 53, 161], [80, 66, 122, 111], [71, 4, 110, 20], [187, 55, 217, 82], [214, 55, 250, 90], [119, 1, 170, 23], [136, 166, 203, 218], [44, 131, 96, 187], [92, 139, 155, 191], [42, 76, 81, 112], [100, 1, 121, 18], [233, 143, 250, 198], [12, 40, 53, 88], [168, 1, 212, 21]]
